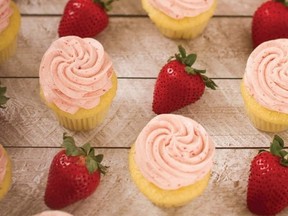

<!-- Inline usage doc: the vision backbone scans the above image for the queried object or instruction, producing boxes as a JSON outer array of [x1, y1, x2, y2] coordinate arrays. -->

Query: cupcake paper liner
[[41, 72, 117, 131], [241, 81, 288, 132], [129, 144, 210, 208], [142, 0, 217, 39]]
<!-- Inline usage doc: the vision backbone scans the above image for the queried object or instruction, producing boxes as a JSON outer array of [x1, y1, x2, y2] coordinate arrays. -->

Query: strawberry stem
[[93, 0, 118, 11], [265, 135, 288, 167], [0, 84, 9, 109], [170, 45, 218, 90], [62, 133, 108, 174]]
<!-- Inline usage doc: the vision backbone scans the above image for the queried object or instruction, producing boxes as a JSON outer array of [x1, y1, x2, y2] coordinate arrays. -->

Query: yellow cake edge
[[240, 81, 288, 132], [129, 144, 210, 208], [40, 72, 118, 131], [0, 2, 21, 64], [141, 0, 217, 39], [0, 147, 12, 201]]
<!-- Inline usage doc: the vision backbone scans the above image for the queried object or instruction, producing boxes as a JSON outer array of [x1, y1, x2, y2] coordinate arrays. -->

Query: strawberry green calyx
[[171, 45, 218, 90], [62, 133, 108, 174], [93, 0, 117, 11], [275, 0, 288, 7], [0, 85, 9, 109], [264, 135, 288, 166]]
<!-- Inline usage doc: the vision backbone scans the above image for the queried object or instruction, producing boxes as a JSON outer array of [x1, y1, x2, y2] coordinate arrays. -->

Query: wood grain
[[0, 79, 285, 148], [0, 148, 287, 216], [0, 1, 285, 215], [15, 0, 265, 16], [0, 17, 252, 78]]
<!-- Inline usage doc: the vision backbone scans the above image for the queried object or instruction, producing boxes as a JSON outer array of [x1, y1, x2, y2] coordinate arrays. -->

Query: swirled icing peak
[[135, 114, 215, 190], [39, 36, 113, 114], [0, 144, 8, 185], [244, 39, 288, 113], [0, 0, 13, 33], [148, 0, 214, 19], [33, 211, 73, 216]]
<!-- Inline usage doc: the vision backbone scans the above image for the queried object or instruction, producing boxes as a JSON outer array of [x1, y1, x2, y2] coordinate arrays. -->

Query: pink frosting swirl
[[39, 36, 113, 114], [244, 39, 288, 113], [33, 211, 73, 216], [135, 114, 215, 190], [0, 0, 13, 33], [148, 0, 214, 19], [0, 144, 8, 185]]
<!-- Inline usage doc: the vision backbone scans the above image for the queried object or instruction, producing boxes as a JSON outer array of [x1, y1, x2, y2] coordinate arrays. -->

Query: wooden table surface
[[1, 0, 287, 215]]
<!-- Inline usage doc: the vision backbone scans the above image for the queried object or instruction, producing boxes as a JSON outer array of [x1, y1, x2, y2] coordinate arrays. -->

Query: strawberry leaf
[[184, 54, 197, 67], [193, 69, 206, 74], [270, 141, 283, 157], [175, 54, 182, 63], [88, 147, 95, 157], [61, 134, 108, 173], [94, 154, 104, 163], [185, 67, 196, 75], [93, 0, 118, 11], [280, 150, 288, 157], [0, 86, 9, 109], [86, 156, 98, 174], [81, 143, 91, 155], [62, 134, 80, 156], [171, 46, 218, 90], [98, 163, 109, 175], [201, 75, 218, 90], [178, 45, 187, 58], [274, 135, 284, 148], [267, 135, 288, 167]]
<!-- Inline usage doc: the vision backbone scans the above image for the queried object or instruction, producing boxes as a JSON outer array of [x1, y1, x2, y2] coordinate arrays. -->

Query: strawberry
[[58, 0, 116, 38], [44, 134, 108, 209], [152, 45, 217, 114], [252, 0, 288, 48], [247, 135, 288, 215], [0, 85, 9, 109]]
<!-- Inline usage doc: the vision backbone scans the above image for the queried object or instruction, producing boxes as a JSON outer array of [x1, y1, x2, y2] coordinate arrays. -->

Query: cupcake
[[0, 144, 12, 200], [129, 114, 215, 207], [33, 211, 73, 216], [141, 0, 217, 39], [39, 36, 117, 131], [0, 0, 21, 64], [241, 39, 288, 132]]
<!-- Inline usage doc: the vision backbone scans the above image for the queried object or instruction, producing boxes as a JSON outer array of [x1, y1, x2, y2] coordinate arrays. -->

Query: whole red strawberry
[[247, 135, 288, 215], [252, 0, 288, 48], [58, 0, 116, 38], [44, 134, 108, 209], [152, 45, 217, 114]]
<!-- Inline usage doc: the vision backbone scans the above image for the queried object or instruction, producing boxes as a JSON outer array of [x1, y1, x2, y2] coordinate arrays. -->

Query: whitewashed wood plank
[[0, 148, 287, 216], [0, 17, 252, 78], [14, 0, 265, 16], [0, 79, 285, 148]]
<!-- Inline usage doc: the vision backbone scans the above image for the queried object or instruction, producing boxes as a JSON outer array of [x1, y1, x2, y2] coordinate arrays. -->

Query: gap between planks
[[3, 146, 273, 150], [19, 14, 253, 18]]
